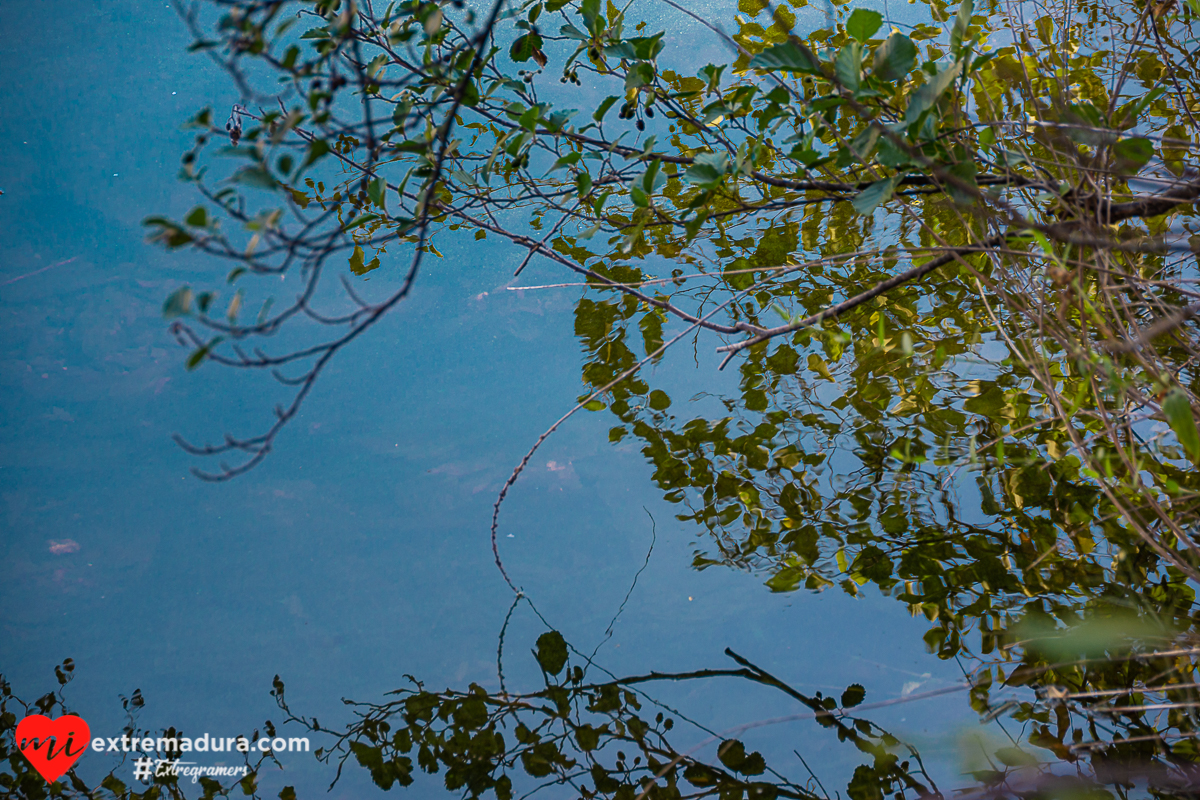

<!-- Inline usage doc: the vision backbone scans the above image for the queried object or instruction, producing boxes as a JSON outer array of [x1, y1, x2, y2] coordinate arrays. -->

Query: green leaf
[[700, 63, 727, 94], [423, 7, 443, 36], [1013, 613, 1176, 661], [581, 0, 601, 33], [186, 338, 221, 371], [349, 245, 382, 276], [393, 139, 432, 154], [535, 631, 569, 674], [257, 297, 274, 324], [101, 775, 128, 794], [575, 171, 593, 197], [289, 188, 311, 209], [850, 125, 880, 161], [460, 79, 480, 107], [835, 42, 862, 92], [300, 138, 331, 172], [593, 95, 619, 122], [950, 0, 974, 54], [510, 32, 544, 62], [641, 159, 665, 194], [630, 33, 666, 60], [749, 41, 823, 75], [1114, 87, 1165, 129], [575, 725, 601, 751], [163, 287, 193, 318], [367, 177, 387, 210], [851, 176, 899, 214], [846, 8, 883, 42], [684, 151, 730, 188], [1112, 137, 1153, 174], [549, 151, 581, 173], [185, 207, 209, 227], [232, 166, 277, 191], [945, 160, 979, 205], [518, 104, 541, 131], [963, 383, 1005, 416], [392, 101, 411, 127], [994, 747, 1039, 767], [625, 61, 656, 90], [904, 62, 962, 126], [345, 213, 380, 231], [872, 33, 916, 81], [1164, 389, 1200, 462], [765, 569, 803, 592], [876, 136, 911, 168], [546, 109, 577, 132], [717, 740, 766, 775], [144, 216, 195, 248], [841, 684, 866, 707]]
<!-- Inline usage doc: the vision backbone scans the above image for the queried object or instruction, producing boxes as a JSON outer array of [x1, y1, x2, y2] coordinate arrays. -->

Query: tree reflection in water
[[5, 595, 1200, 799], [7, 0, 1200, 792]]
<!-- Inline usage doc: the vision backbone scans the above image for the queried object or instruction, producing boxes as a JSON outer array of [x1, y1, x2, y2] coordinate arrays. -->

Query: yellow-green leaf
[[1163, 389, 1200, 462]]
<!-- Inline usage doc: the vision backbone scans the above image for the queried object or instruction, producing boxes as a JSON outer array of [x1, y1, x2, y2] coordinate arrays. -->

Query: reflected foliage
[[581, 272, 1200, 660], [289, 624, 1200, 799], [552, 0, 1200, 670], [52, 0, 1200, 796], [271, 646, 938, 800], [9, 622, 1200, 800], [0, 663, 272, 800], [146, 0, 1200, 664]]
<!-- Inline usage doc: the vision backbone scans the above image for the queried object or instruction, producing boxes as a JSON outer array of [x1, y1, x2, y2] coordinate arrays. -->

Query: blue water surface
[[1, 1, 977, 796]]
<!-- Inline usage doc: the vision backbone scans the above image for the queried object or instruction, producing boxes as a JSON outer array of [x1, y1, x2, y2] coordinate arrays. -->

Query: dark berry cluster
[[618, 102, 652, 131]]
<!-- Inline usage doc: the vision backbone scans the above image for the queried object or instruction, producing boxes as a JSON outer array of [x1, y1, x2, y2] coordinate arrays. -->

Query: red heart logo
[[15, 714, 91, 783]]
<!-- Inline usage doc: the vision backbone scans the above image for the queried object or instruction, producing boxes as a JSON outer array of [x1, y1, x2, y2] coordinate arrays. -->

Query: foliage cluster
[[27, 0, 1199, 795]]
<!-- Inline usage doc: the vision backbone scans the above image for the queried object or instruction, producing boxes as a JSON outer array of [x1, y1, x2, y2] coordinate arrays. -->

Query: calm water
[[2, 1, 977, 796]]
